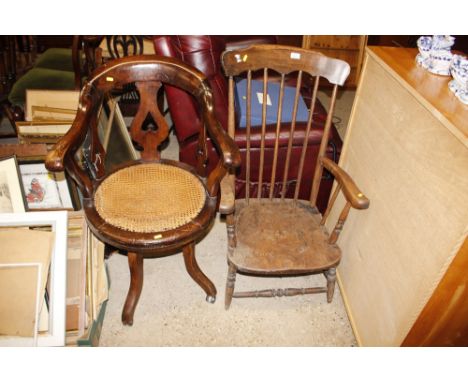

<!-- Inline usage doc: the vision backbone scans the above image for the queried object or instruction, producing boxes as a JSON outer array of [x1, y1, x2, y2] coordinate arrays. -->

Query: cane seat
[[94, 162, 206, 233]]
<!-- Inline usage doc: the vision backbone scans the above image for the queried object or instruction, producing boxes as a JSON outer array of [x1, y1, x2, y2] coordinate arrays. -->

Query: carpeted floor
[[98, 90, 357, 347]]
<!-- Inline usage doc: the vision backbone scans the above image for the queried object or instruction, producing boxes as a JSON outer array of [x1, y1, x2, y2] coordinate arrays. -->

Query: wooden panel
[[328, 48, 468, 346], [304, 35, 362, 50], [302, 36, 366, 87], [403, 237, 468, 346]]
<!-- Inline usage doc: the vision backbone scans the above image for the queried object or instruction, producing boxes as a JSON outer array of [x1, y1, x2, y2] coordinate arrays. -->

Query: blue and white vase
[[449, 54, 468, 105], [416, 35, 455, 76], [416, 36, 433, 68]]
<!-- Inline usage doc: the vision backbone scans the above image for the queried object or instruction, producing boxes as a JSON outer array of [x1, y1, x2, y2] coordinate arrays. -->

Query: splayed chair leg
[[225, 261, 237, 310], [183, 242, 217, 303], [325, 267, 337, 303], [122, 251, 144, 325]]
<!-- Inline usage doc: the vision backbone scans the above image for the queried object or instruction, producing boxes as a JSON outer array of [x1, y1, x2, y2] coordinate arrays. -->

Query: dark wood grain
[[183, 242, 216, 302], [121, 252, 144, 326]]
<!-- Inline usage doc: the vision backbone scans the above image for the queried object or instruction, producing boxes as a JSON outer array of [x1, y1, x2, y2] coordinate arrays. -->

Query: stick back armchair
[[220, 45, 370, 309]]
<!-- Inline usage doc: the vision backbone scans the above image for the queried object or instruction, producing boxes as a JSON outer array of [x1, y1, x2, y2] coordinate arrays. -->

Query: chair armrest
[[45, 108, 87, 171], [45, 98, 94, 197], [320, 157, 369, 210], [204, 108, 241, 197], [219, 174, 236, 215], [207, 113, 241, 171]]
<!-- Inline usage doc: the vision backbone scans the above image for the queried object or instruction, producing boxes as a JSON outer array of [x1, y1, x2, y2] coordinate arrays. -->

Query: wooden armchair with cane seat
[[45, 55, 241, 325], [219, 45, 369, 309]]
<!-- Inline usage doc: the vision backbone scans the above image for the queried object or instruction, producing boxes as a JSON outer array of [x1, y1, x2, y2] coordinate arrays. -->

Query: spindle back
[[222, 44, 350, 206]]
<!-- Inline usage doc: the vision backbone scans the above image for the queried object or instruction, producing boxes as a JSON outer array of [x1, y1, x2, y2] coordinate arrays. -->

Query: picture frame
[[0, 262, 43, 346], [65, 211, 88, 338], [0, 155, 27, 213], [16, 121, 72, 144], [25, 89, 79, 122], [31, 105, 76, 122], [0, 143, 48, 162], [98, 96, 139, 172], [0, 210, 68, 346], [19, 161, 81, 211]]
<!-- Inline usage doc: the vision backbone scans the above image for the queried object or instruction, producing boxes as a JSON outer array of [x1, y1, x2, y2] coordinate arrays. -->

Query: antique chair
[[220, 45, 369, 309], [45, 56, 241, 325], [153, 36, 342, 213]]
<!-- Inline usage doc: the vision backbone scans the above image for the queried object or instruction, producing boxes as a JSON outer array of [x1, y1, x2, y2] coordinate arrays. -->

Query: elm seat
[[232, 200, 341, 274], [94, 162, 206, 233]]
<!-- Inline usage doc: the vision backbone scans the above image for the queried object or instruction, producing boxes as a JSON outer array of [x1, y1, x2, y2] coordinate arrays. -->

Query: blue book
[[235, 78, 310, 128]]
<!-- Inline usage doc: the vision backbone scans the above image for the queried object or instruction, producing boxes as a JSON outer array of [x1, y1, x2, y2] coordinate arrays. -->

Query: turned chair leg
[[226, 213, 236, 254], [122, 251, 144, 326], [183, 242, 217, 303], [325, 267, 337, 303], [225, 261, 237, 310]]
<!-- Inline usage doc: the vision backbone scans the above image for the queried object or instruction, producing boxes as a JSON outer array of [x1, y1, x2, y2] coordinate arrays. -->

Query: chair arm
[[219, 174, 236, 215], [320, 157, 369, 210], [45, 108, 86, 171], [207, 115, 241, 171], [45, 99, 94, 197], [204, 110, 241, 197]]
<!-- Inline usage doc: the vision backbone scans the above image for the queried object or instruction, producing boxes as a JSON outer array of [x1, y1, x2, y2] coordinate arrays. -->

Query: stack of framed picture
[[0, 211, 68, 346], [1, 88, 139, 346], [65, 211, 109, 347], [0, 209, 108, 346], [0, 154, 107, 347], [16, 90, 79, 145]]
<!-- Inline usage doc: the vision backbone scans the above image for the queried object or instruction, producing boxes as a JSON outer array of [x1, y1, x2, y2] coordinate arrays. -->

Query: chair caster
[[206, 295, 216, 304], [121, 313, 134, 326]]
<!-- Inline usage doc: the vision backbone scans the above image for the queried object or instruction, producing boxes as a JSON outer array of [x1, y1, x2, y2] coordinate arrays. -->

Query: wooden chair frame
[[46, 55, 241, 324], [220, 45, 369, 309]]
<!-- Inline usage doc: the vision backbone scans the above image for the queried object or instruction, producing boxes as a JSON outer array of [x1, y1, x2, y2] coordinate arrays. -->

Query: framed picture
[[0, 143, 48, 162], [98, 97, 139, 172], [0, 155, 27, 213], [0, 263, 43, 346], [25, 89, 79, 122], [0, 210, 68, 346], [19, 161, 80, 211], [15, 121, 72, 144]]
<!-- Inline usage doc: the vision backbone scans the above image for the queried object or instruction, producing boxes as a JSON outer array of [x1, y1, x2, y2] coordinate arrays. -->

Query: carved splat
[[130, 81, 169, 161]]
